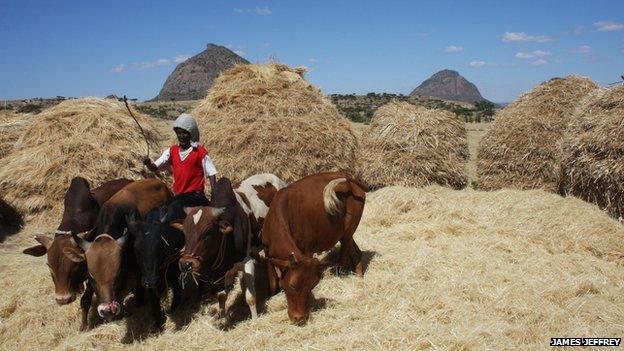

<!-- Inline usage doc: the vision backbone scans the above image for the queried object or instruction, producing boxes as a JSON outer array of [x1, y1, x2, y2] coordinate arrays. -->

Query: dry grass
[[0, 98, 161, 216], [466, 122, 490, 183], [190, 63, 357, 183], [477, 76, 598, 191], [357, 101, 469, 190], [559, 85, 624, 220], [0, 110, 31, 160], [2, 186, 623, 350]]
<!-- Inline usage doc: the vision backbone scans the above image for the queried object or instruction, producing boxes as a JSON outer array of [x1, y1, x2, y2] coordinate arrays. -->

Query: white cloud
[[444, 45, 464, 53], [502, 31, 554, 43], [308, 58, 318, 63], [156, 58, 170, 66], [594, 21, 624, 32], [515, 50, 550, 59], [173, 55, 190, 63], [531, 59, 548, 66], [235, 7, 272, 15], [234, 50, 246, 57], [110, 53, 189, 73], [255, 7, 272, 15], [110, 64, 127, 73], [469, 61, 486, 67], [570, 45, 592, 54]]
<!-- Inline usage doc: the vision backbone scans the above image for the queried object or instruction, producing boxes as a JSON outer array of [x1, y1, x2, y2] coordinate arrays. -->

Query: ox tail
[[323, 178, 347, 216]]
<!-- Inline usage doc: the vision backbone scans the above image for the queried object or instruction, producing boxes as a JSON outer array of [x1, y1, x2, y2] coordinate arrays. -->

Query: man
[[143, 113, 217, 202]]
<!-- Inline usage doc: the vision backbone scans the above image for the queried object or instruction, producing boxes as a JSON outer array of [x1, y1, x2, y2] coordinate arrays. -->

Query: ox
[[126, 193, 209, 328], [22, 177, 131, 305], [261, 172, 367, 324], [173, 174, 284, 319], [63, 178, 171, 331]]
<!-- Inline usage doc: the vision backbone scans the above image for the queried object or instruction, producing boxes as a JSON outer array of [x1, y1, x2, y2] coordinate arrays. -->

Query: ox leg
[[350, 240, 364, 277], [148, 289, 165, 330], [243, 258, 258, 319], [218, 262, 243, 318], [79, 283, 94, 331]]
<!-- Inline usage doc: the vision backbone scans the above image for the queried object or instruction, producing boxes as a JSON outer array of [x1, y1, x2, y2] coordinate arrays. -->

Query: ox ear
[[63, 246, 85, 263], [23, 245, 47, 257], [218, 219, 234, 234], [23, 235, 54, 256], [169, 219, 184, 232]]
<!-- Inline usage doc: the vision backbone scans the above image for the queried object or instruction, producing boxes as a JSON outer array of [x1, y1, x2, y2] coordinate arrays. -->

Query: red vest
[[170, 144, 207, 195]]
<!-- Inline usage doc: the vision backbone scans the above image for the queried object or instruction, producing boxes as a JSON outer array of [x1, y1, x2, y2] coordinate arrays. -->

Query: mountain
[[152, 44, 249, 101], [410, 69, 487, 104]]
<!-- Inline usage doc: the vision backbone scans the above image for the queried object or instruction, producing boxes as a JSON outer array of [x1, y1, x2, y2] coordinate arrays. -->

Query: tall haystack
[[357, 101, 468, 190], [477, 76, 598, 191], [0, 111, 31, 160], [0, 98, 160, 215], [559, 85, 624, 220], [190, 63, 357, 183]]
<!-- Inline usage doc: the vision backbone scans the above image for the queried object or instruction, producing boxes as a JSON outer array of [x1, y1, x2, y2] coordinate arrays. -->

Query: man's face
[[174, 128, 191, 147]]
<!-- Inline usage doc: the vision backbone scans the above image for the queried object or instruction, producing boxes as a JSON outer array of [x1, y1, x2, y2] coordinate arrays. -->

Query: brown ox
[[63, 178, 171, 330], [23, 177, 131, 305], [261, 172, 367, 324]]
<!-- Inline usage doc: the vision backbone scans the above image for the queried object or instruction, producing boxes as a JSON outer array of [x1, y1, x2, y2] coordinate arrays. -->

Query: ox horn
[[211, 207, 226, 218], [116, 234, 128, 247], [72, 232, 91, 252]]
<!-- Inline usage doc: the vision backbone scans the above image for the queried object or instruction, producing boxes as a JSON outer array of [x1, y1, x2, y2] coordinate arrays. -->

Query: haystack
[[190, 63, 357, 183], [477, 76, 598, 191], [0, 111, 31, 160], [559, 85, 624, 220], [357, 101, 468, 190], [3, 186, 623, 349], [0, 98, 160, 215]]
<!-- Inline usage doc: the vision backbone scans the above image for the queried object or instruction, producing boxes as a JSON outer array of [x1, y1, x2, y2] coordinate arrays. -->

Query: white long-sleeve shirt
[[153, 142, 218, 176]]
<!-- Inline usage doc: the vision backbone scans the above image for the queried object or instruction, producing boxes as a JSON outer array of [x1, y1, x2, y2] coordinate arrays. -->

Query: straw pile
[[0, 98, 160, 215], [477, 76, 598, 191], [559, 85, 624, 220], [357, 101, 468, 190], [0, 111, 31, 160], [190, 63, 357, 183], [3, 186, 622, 350]]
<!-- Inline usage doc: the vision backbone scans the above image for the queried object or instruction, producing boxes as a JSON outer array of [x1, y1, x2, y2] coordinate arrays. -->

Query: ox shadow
[[323, 246, 378, 277]]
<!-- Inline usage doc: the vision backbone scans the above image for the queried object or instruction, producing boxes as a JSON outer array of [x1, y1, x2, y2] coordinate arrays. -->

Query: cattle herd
[[23, 171, 368, 331]]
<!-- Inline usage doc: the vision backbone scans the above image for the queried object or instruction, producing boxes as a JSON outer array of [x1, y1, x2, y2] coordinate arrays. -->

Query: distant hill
[[410, 69, 487, 103], [152, 44, 249, 101]]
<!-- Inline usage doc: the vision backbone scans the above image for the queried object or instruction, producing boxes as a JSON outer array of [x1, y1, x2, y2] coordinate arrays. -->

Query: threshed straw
[[357, 101, 468, 190], [190, 63, 357, 183], [2, 186, 623, 349], [477, 76, 598, 191], [0, 98, 161, 216], [559, 84, 624, 220], [0, 111, 31, 160]]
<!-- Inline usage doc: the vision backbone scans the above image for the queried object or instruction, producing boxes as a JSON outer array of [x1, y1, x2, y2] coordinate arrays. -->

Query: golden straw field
[[2, 185, 623, 350]]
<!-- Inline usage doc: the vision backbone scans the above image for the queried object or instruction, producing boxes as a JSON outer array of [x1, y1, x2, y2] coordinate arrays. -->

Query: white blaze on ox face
[[193, 209, 203, 225]]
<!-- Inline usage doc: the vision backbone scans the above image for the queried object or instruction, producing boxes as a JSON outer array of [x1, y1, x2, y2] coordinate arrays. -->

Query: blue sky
[[1, 0, 622, 102]]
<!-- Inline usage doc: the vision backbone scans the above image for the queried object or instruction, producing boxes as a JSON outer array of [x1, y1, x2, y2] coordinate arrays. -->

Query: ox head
[[23, 232, 89, 305], [173, 206, 233, 279], [63, 232, 128, 320], [269, 252, 324, 325], [126, 208, 171, 290]]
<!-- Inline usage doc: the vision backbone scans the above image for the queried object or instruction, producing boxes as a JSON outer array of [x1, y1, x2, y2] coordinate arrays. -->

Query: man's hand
[[143, 157, 157, 171]]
